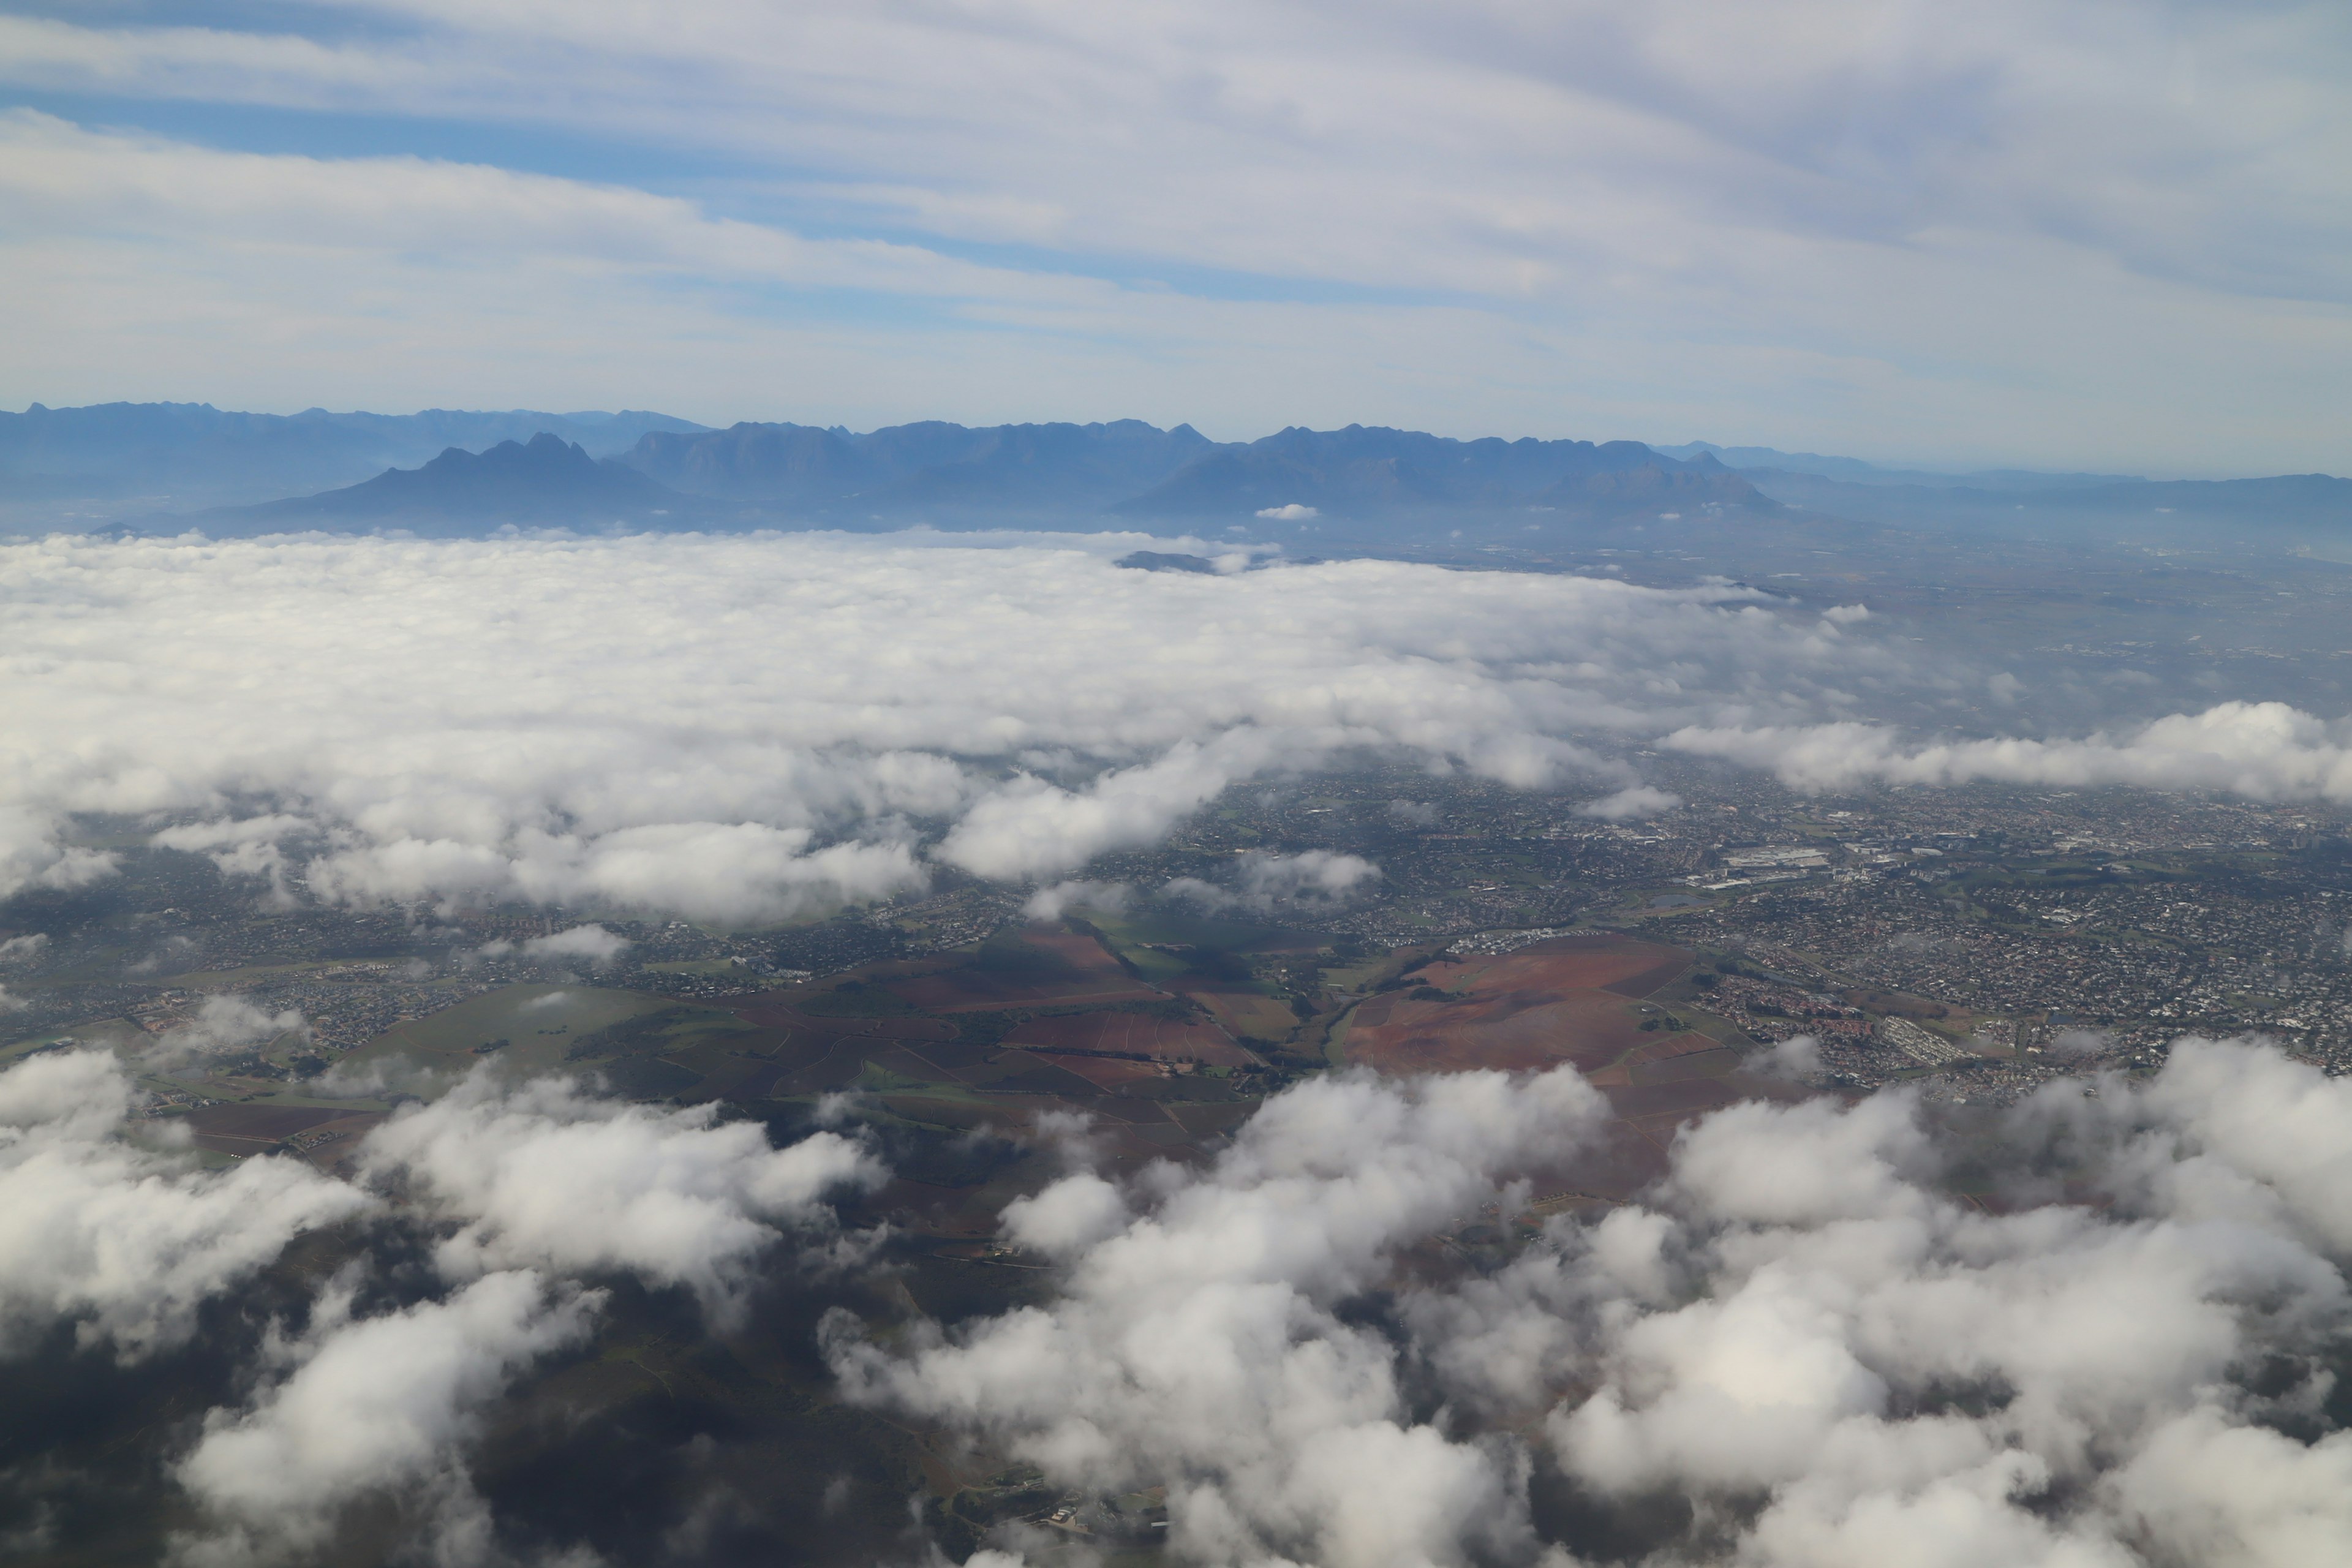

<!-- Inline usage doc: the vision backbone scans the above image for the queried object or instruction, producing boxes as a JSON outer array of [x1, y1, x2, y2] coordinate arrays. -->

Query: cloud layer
[[0, 533, 1891, 919], [2, 6, 2348, 464], [838, 1040, 2352, 1566], [357, 1069, 882, 1313], [13, 534, 2352, 924], [0, 1049, 371, 1360]]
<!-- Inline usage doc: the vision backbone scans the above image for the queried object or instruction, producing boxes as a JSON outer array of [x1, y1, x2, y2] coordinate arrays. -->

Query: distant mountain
[[185, 434, 705, 536], [1114, 426, 1771, 521], [1736, 467, 2352, 537], [1653, 440, 2143, 492], [0, 402, 706, 512], [621, 418, 1218, 514]]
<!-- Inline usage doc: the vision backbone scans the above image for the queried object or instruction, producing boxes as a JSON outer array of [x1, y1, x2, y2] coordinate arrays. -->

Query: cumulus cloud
[[0, 536, 1887, 916], [356, 1071, 884, 1313], [145, 995, 309, 1071], [0, 1050, 370, 1360], [307, 1053, 446, 1101], [1021, 880, 1132, 921], [0, 806, 118, 897], [1577, 783, 1680, 820], [1531, 1041, 2352, 1562], [1256, 503, 1318, 520], [1165, 850, 1382, 913], [832, 1041, 2352, 1566], [829, 1067, 1608, 1568], [172, 1268, 600, 1568], [516, 923, 629, 966]]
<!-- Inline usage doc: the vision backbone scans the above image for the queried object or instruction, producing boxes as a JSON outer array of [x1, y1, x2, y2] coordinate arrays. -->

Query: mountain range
[[171, 419, 1779, 535], [199, 433, 703, 537], [4, 402, 2345, 541], [0, 402, 705, 513]]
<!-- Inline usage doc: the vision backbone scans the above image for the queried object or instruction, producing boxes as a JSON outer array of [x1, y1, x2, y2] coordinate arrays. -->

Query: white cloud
[[516, 924, 628, 966], [0, 535, 1880, 914], [0, 1049, 371, 1360], [1666, 699, 2352, 802], [831, 1039, 2352, 1566], [355, 1070, 883, 1313], [145, 995, 309, 1071], [172, 1268, 600, 1567], [1020, 880, 1131, 921], [1164, 849, 1382, 914], [1577, 783, 1680, 820], [829, 1067, 1609, 1567], [1255, 503, 1319, 520], [1, 2, 2349, 466]]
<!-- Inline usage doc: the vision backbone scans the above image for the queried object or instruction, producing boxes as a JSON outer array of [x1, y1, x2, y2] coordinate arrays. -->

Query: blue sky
[[1, 1, 2347, 473]]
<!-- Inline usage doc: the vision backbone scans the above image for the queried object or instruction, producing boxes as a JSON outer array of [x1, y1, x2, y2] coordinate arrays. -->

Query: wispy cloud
[[0, 4, 2346, 464]]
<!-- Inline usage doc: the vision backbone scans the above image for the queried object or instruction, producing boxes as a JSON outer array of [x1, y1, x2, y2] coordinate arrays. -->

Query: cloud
[[0, 536, 1879, 914], [307, 1053, 447, 1101], [1532, 1040, 2352, 1562], [829, 1067, 1608, 1567], [2, 7, 2349, 466], [16, 536, 2352, 928], [0, 1050, 371, 1360], [145, 995, 309, 1071], [516, 923, 629, 965], [1577, 783, 1680, 820], [1021, 880, 1131, 921], [1255, 503, 1319, 520], [832, 1039, 2352, 1566], [1164, 849, 1381, 913], [0, 806, 119, 899], [355, 1070, 883, 1314], [171, 1268, 600, 1567], [1665, 700, 2352, 802]]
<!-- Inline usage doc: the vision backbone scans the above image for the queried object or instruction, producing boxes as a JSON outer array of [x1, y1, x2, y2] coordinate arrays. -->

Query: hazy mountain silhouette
[[1737, 467, 2352, 538], [1114, 426, 1771, 520], [0, 402, 705, 511], [18, 401, 2343, 544], [189, 434, 704, 535], [622, 419, 1216, 513]]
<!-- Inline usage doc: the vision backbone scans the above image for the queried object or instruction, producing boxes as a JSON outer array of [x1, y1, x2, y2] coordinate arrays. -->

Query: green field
[[343, 984, 677, 1084]]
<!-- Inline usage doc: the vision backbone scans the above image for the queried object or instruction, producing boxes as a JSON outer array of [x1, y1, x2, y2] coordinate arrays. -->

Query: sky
[[1, 3, 2348, 472]]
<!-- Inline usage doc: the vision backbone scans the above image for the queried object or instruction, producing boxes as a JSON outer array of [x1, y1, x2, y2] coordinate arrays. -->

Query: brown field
[[1347, 987, 1652, 1076], [1180, 989, 1297, 1044], [184, 1103, 347, 1140], [886, 939, 1161, 1012], [1022, 1052, 1167, 1090], [1005, 1009, 1253, 1065], [1466, 935, 1690, 997], [1343, 933, 1791, 1146]]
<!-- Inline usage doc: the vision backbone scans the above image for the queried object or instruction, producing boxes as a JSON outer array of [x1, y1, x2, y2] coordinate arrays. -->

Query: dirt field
[[182, 1101, 388, 1160], [1341, 933, 1779, 1146], [1004, 1009, 1253, 1065], [886, 929, 1161, 1012]]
